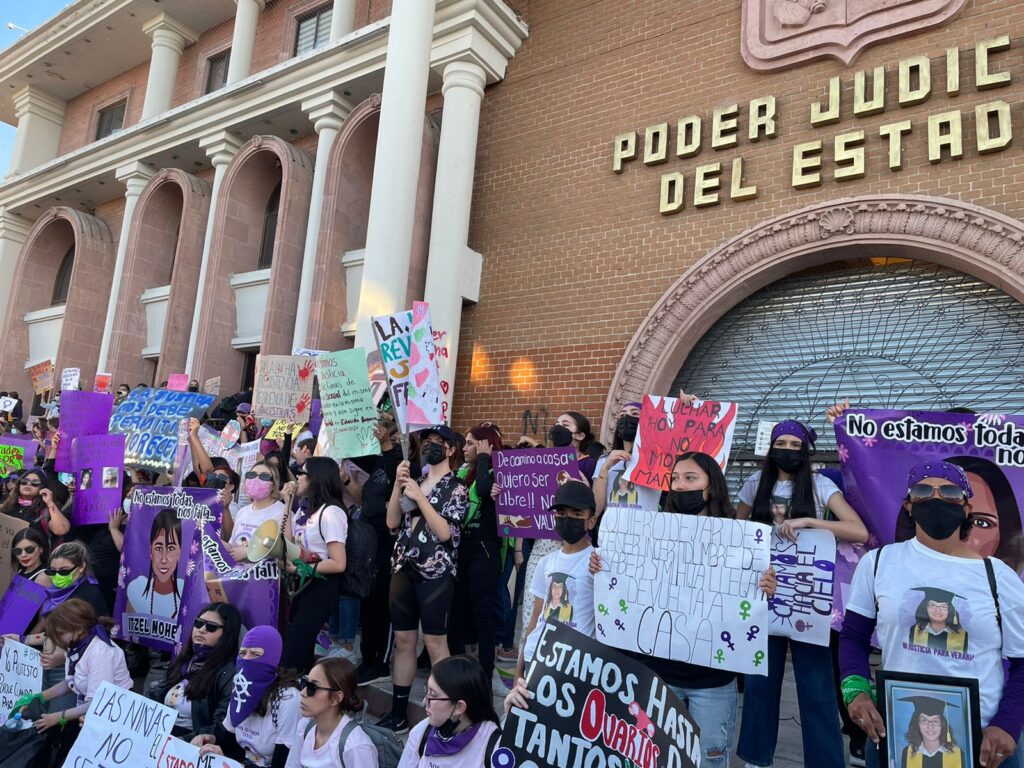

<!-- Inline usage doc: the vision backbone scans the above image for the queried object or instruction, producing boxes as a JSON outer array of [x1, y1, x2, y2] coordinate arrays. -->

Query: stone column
[[227, 0, 266, 85], [0, 210, 33, 328], [292, 91, 353, 350], [423, 61, 487, 419], [97, 162, 156, 371], [330, 0, 358, 41], [9, 86, 65, 176], [141, 14, 198, 121], [185, 132, 243, 373], [353, 0, 436, 349]]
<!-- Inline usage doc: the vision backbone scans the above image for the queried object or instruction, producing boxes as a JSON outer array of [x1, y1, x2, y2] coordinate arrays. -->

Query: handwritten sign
[[0, 443, 24, 475], [55, 390, 115, 472], [65, 682, 176, 768], [252, 355, 316, 422], [167, 374, 189, 392], [108, 389, 215, 474], [204, 376, 220, 397], [0, 640, 41, 715], [61, 367, 80, 391], [0, 396, 17, 413], [366, 350, 388, 406], [316, 348, 380, 459], [768, 529, 836, 647], [71, 434, 125, 526], [0, 577, 47, 636], [27, 360, 53, 395], [291, 347, 327, 358], [625, 395, 739, 491], [155, 734, 244, 768], [265, 420, 303, 442], [502, 623, 700, 768], [595, 507, 772, 675], [493, 448, 579, 540], [0, 514, 29, 596], [372, 302, 444, 433]]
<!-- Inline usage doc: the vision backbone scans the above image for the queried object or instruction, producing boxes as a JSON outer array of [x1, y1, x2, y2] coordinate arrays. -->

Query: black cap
[[419, 424, 457, 444], [899, 696, 959, 717], [911, 587, 964, 604], [549, 481, 596, 512]]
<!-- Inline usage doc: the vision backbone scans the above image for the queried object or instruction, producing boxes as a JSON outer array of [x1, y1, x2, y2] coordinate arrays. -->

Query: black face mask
[[769, 447, 804, 474], [549, 425, 574, 448], [616, 415, 639, 444], [421, 443, 446, 466], [911, 499, 966, 540], [436, 709, 461, 739], [666, 489, 707, 516], [554, 515, 588, 544]]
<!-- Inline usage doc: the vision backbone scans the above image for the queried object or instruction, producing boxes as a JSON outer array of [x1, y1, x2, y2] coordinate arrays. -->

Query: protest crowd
[[0, 344, 1021, 768]]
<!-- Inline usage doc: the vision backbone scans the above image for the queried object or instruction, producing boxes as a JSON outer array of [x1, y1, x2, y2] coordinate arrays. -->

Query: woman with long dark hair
[[280, 456, 348, 672], [295, 657, 380, 767], [125, 508, 185, 619], [736, 419, 868, 768], [10, 527, 50, 584], [151, 602, 241, 743], [0, 467, 70, 541]]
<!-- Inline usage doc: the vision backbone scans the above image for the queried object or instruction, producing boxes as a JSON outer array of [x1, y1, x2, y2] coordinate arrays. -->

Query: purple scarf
[[66, 624, 111, 677], [424, 722, 483, 757], [41, 575, 98, 616], [228, 659, 278, 727]]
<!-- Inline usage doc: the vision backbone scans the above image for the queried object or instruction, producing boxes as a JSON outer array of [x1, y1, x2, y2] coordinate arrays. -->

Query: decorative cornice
[[142, 13, 200, 52], [604, 194, 1024, 439], [302, 90, 357, 134], [12, 85, 66, 123]]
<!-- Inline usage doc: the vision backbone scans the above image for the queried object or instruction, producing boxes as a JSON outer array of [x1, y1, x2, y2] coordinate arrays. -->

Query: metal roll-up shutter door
[[670, 260, 1024, 491]]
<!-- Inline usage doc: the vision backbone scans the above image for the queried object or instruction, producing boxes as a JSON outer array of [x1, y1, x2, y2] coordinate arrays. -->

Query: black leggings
[[281, 575, 341, 672], [449, 536, 500, 677], [361, 547, 395, 667]]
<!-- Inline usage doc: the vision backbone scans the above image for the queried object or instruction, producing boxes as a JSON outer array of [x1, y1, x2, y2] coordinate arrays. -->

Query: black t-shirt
[[71, 524, 120, 614], [360, 445, 402, 542]]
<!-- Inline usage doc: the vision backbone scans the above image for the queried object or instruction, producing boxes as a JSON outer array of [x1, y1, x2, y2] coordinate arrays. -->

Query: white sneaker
[[325, 643, 360, 665], [492, 671, 509, 697]]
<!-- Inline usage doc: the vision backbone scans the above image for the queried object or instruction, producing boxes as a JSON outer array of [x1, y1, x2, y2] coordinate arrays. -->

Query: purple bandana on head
[[907, 461, 974, 498], [229, 625, 282, 727], [771, 419, 818, 447]]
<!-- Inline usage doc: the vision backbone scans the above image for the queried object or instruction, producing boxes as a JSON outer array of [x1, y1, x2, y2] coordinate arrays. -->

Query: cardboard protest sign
[[251, 354, 316, 422], [94, 372, 112, 394], [0, 442, 24, 475], [60, 367, 80, 391], [316, 348, 380, 459], [493, 447, 580, 540], [266, 420, 303, 441], [71, 433, 125, 526], [501, 622, 701, 768], [0, 640, 41, 715], [113, 486, 221, 652], [0, 576, 47, 635], [0, 513, 29, 596], [201, 522, 280, 632], [204, 376, 221, 397], [372, 302, 444, 433], [55, 390, 115, 471], [0, 396, 17, 413], [155, 733, 244, 768], [595, 507, 772, 675], [768, 529, 836, 647], [625, 396, 739, 491], [27, 360, 53, 395], [167, 373, 189, 391], [366, 350, 388, 406], [108, 389, 216, 474], [65, 682, 175, 768]]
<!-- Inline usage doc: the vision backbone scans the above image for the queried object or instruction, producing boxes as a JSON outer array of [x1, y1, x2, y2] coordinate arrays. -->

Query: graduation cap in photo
[[911, 587, 965, 605], [899, 695, 960, 718], [549, 572, 573, 586]]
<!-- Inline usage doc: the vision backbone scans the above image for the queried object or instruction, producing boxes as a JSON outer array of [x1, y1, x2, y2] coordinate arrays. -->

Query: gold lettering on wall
[[976, 36, 1011, 91], [975, 101, 1012, 154], [834, 131, 866, 181], [928, 110, 964, 163], [712, 106, 740, 149], [879, 120, 913, 171], [811, 76, 841, 126], [612, 132, 636, 173], [854, 67, 886, 117], [898, 55, 931, 107], [644, 123, 669, 165], [694, 163, 723, 206], [792, 141, 823, 188], [660, 172, 686, 214], [677, 116, 702, 158]]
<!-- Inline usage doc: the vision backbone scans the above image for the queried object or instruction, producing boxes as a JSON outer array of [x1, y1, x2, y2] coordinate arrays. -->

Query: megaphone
[[246, 519, 306, 564]]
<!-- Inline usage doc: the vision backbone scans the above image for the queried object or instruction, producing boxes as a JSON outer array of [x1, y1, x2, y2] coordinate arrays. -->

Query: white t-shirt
[[594, 454, 661, 511], [523, 545, 596, 662], [65, 638, 132, 706], [125, 576, 185, 619], [230, 500, 286, 547], [165, 680, 193, 730], [738, 470, 840, 522], [224, 686, 304, 767], [847, 538, 1024, 725], [295, 714, 379, 768], [398, 720, 500, 768], [292, 504, 348, 560]]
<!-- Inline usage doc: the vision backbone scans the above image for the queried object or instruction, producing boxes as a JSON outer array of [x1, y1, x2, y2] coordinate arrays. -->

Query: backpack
[[337, 511, 378, 598], [304, 718, 403, 768]]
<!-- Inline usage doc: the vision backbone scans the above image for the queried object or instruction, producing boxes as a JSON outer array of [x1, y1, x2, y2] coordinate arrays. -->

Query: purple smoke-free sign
[[71, 434, 125, 526], [493, 447, 580, 540], [55, 391, 115, 472]]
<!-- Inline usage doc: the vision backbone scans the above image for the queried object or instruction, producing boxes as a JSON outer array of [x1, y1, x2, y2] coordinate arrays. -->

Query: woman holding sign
[[841, 462, 1024, 768], [0, 468, 70, 542]]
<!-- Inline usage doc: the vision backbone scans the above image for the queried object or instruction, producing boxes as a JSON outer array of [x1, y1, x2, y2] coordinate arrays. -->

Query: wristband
[[841, 675, 875, 708], [58, 711, 68, 729]]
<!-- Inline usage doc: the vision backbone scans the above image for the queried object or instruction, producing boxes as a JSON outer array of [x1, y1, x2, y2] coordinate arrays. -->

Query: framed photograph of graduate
[[877, 670, 982, 768]]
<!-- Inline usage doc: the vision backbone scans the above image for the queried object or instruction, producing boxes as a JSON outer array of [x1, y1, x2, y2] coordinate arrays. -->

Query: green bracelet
[[841, 675, 875, 708], [58, 710, 67, 729]]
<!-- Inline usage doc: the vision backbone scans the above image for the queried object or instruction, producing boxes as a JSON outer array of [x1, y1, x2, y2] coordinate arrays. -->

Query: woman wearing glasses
[[225, 462, 284, 561], [0, 467, 70, 542], [294, 657, 380, 767], [10, 527, 51, 585], [151, 602, 241, 743], [841, 462, 1024, 768]]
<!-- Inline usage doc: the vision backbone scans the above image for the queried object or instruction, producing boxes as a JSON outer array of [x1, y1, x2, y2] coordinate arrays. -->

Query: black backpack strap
[[984, 557, 1003, 640], [418, 725, 431, 757], [335, 720, 359, 768], [484, 727, 502, 767]]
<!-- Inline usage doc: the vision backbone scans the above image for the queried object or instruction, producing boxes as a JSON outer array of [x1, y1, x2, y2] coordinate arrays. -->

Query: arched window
[[257, 182, 281, 270], [51, 245, 74, 306]]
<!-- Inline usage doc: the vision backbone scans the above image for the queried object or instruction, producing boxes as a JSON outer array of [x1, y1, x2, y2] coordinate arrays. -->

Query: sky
[[0, 1, 74, 177]]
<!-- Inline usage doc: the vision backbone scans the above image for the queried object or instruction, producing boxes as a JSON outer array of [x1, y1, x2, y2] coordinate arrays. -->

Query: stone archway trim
[[604, 194, 1024, 437]]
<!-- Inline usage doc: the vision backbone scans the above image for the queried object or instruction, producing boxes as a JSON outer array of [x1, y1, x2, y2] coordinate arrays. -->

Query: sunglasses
[[193, 619, 224, 633], [908, 483, 967, 503], [13, 546, 37, 556], [245, 471, 273, 481], [45, 566, 75, 577], [298, 675, 341, 697], [19, 479, 41, 488]]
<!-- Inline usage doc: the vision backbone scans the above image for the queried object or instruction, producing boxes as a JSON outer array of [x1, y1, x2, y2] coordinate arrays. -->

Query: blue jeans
[[496, 543, 516, 649], [329, 595, 360, 643], [668, 681, 737, 768], [737, 635, 845, 767]]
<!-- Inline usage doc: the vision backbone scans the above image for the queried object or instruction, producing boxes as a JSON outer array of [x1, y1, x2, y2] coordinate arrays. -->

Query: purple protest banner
[[201, 522, 280, 631], [55, 391, 115, 472], [493, 447, 580, 540], [113, 486, 222, 652], [310, 398, 322, 436], [0, 575, 48, 635], [837, 409, 1024, 560], [71, 434, 125, 526]]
